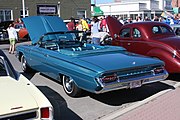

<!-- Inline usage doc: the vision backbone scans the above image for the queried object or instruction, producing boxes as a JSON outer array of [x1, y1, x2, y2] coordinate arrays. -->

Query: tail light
[[101, 73, 118, 83], [40, 107, 53, 120], [153, 67, 164, 74]]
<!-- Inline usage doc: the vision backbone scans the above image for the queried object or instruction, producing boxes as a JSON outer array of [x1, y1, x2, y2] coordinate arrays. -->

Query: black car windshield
[[40, 32, 83, 49], [0, 56, 16, 79], [42, 32, 77, 42], [0, 57, 7, 76], [14, 24, 24, 29]]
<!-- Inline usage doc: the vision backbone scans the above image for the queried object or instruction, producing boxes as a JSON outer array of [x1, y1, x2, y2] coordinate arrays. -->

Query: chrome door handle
[[44, 54, 49, 57], [127, 43, 131, 46]]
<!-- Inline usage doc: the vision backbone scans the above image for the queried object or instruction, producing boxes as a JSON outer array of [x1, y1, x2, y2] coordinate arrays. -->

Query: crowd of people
[[117, 15, 160, 24], [66, 12, 180, 44], [118, 13, 180, 25], [66, 16, 110, 45]]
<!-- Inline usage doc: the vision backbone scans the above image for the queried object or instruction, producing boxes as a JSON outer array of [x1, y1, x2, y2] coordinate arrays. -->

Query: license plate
[[130, 81, 142, 89]]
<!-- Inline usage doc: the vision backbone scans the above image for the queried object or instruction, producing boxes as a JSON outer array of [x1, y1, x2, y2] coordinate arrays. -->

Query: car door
[[106, 16, 132, 48], [39, 41, 64, 79], [118, 27, 133, 51], [42, 49, 61, 79], [119, 27, 151, 55], [28, 45, 49, 72]]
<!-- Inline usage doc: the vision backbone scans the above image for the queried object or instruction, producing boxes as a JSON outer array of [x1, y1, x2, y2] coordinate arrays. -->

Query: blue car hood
[[22, 16, 68, 44]]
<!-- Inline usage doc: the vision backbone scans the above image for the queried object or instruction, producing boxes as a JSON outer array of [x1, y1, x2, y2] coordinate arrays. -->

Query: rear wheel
[[21, 55, 32, 73], [62, 75, 82, 97]]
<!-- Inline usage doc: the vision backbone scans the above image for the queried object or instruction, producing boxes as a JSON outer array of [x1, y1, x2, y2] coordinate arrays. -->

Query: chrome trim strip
[[0, 109, 38, 119]]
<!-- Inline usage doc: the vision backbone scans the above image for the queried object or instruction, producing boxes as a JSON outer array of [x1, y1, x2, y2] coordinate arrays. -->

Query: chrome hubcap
[[22, 57, 26, 71], [65, 78, 73, 92]]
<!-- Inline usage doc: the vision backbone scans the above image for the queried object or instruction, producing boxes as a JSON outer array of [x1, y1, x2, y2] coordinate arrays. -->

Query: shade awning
[[92, 6, 104, 16]]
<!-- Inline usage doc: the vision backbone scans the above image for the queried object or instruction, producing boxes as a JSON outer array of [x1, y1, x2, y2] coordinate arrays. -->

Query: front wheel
[[21, 55, 32, 73], [62, 75, 82, 97]]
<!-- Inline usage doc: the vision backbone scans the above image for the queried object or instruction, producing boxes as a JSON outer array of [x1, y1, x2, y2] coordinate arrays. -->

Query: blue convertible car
[[16, 16, 168, 97]]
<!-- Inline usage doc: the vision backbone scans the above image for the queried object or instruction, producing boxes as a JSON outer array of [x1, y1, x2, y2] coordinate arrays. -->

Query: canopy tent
[[92, 6, 104, 16]]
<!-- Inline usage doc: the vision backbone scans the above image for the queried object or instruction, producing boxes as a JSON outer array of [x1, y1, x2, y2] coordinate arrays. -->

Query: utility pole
[[58, 1, 61, 17], [22, 0, 26, 18]]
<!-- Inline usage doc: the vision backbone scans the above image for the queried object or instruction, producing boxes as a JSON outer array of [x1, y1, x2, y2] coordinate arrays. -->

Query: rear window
[[152, 26, 173, 34]]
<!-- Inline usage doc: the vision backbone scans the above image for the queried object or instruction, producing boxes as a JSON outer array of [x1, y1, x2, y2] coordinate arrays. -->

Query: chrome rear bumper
[[95, 71, 168, 94]]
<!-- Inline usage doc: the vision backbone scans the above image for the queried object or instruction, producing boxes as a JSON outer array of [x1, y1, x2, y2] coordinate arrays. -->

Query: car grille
[[1, 111, 37, 120]]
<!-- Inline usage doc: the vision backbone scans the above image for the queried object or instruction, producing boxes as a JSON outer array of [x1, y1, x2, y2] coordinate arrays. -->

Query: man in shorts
[[7, 23, 18, 54]]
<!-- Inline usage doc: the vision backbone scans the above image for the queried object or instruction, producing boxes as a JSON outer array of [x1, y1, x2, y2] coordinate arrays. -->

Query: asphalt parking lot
[[0, 41, 179, 120]]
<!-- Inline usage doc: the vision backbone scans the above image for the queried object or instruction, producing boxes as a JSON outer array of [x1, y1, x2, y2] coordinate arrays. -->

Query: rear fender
[[147, 48, 177, 72], [147, 48, 172, 62], [59, 72, 98, 93]]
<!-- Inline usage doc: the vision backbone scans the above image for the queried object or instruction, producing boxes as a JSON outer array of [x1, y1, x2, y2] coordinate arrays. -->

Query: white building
[[96, 0, 172, 20]]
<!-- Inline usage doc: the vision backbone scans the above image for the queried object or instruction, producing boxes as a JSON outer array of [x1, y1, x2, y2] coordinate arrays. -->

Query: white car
[[0, 50, 53, 120]]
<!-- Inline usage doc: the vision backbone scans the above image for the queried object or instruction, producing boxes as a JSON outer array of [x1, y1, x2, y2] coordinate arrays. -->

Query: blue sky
[[91, 0, 113, 4]]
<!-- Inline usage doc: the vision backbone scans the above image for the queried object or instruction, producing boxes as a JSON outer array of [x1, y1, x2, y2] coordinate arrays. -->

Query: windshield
[[41, 32, 77, 42], [0, 57, 7, 76], [14, 24, 24, 29], [0, 56, 16, 79], [39, 31, 84, 49]]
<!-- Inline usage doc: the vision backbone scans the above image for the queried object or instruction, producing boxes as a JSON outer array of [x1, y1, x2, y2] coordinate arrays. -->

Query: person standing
[[124, 17, 133, 24], [100, 16, 107, 32], [153, 16, 159, 21], [144, 16, 151, 21], [80, 18, 89, 32], [76, 20, 83, 41], [91, 17, 99, 35], [76, 20, 83, 31], [7, 23, 18, 54], [91, 17, 100, 44], [67, 17, 75, 31]]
